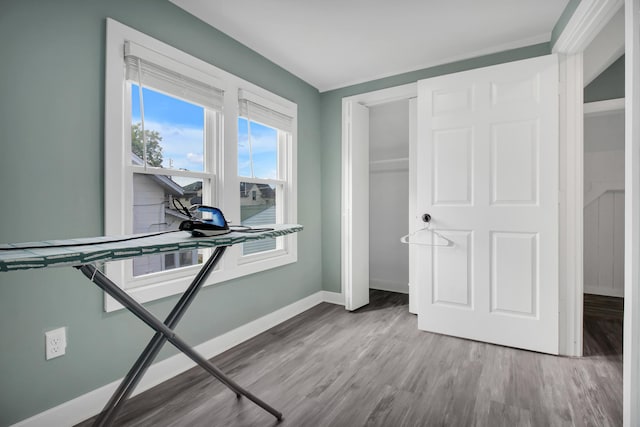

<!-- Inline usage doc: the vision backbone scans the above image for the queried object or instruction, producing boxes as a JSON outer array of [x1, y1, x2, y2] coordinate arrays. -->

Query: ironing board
[[0, 224, 303, 425]]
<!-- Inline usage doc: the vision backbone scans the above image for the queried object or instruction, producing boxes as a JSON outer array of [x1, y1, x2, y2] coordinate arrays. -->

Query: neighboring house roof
[[180, 181, 202, 206], [182, 181, 203, 193], [258, 184, 275, 199], [240, 182, 275, 199], [131, 153, 184, 196]]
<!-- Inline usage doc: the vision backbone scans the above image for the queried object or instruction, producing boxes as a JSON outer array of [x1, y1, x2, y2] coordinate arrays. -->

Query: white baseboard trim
[[13, 290, 344, 427], [369, 278, 409, 295], [584, 286, 625, 298], [321, 290, 344, 305]]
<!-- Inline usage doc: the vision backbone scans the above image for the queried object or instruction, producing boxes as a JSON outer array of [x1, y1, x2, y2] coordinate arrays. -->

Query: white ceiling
[[170, 0, 570, 92]]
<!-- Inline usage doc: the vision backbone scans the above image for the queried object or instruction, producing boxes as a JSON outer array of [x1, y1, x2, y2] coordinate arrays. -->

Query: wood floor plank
[[77, 290, 622, 426]]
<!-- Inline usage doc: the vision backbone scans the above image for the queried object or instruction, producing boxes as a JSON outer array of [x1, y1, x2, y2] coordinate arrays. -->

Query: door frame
[[552, 0, 623, 358], [624, 0, 640, 424], [341, 83, 417, 310]]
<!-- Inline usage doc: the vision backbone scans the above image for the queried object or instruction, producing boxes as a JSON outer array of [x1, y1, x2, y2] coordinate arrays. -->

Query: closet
[[583, 100, 625, 297], [368, 100, 410, 294]]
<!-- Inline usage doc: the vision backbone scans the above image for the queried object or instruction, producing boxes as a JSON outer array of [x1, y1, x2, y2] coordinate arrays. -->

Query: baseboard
[[321, 290, 344, 305], [369, 278, 409, 295], [584, 286, 624, 298], [13, 290, 343, 427]]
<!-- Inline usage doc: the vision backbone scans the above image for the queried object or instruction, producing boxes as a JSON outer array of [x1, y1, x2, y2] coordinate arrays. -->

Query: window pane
[[238, 117, 278, 179], [132, 173, 204, 277], [240, 181, 278, 255], [131, 84, 205, 172]]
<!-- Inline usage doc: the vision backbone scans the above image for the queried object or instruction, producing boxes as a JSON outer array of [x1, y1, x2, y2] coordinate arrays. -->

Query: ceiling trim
[[553, 0, 624, 53]]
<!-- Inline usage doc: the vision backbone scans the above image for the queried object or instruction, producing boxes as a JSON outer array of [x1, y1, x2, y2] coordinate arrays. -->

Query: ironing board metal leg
[[90, 246, 229, 426], [77, 255, 283, 424]]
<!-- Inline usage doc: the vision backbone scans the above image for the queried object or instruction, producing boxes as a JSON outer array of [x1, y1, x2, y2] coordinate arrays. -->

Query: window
[[238, 90, 295, 257], [125, 41, 221, 279], [104, 19, 297, 311]]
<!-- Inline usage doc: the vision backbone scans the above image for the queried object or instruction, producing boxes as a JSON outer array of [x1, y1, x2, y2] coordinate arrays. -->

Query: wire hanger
[[400, 214, 455, 248]]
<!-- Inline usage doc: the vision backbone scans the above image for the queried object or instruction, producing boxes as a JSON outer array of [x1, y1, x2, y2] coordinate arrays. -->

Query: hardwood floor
[[583, 293, 624, 321], [78, 290, 623, 426]]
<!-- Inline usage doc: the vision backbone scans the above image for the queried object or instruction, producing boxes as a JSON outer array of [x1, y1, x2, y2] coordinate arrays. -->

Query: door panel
[[491, 120, 538, 204], [432, 87, 474, 115], [416, 54, 559, 354], [432, 230, 473, 308], [433, 128, 473, 205], [490, 231, 537, 316]]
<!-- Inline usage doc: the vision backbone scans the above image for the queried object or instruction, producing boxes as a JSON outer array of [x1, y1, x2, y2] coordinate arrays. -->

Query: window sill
[[104, 245, 297, 312]]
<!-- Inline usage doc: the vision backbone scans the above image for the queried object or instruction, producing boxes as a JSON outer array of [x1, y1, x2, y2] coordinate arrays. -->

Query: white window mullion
[[236, 177, 286, 186], [276, 183, 285, 250], [204, 108, 217, 205], [128, 165, 212, 180], [286, 127, 297, 256], [222, 84, 241, 269]]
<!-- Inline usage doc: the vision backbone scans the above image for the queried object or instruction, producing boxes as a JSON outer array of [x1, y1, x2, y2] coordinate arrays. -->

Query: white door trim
[[408, 98, 418, 313], [341, 83, 417, 309], [553, 0, 624, 358], [624, 0, 640, 424], [557, 52, 585, 357], [555, 0, 639, 424], [554, 0, 624, 53]]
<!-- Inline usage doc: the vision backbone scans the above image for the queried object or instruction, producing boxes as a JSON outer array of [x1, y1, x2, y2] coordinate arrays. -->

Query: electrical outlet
[[45, 327, 67, 360]]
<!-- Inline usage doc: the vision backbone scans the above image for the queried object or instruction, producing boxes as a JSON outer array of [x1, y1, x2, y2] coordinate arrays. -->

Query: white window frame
[[104, 18, 297, 312], [237, 90, 296, 262]]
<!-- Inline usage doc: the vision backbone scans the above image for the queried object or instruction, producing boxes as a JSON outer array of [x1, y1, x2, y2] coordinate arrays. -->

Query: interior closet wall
[[369, 100, 410, 293], [583, 107, 625, 297]]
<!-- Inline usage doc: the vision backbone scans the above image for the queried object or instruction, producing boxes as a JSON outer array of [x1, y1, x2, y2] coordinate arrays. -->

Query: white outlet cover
[[45, 327, 67, 360]]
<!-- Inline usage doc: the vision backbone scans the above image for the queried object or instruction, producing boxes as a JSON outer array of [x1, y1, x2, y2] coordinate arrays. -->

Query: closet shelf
[[370, 157, 409, 173]]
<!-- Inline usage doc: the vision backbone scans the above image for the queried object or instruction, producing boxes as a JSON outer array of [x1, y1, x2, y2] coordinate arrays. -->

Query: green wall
[[585, 55, 625, 102], [318, 43, 551, 294], [0, 1, 321, 425]]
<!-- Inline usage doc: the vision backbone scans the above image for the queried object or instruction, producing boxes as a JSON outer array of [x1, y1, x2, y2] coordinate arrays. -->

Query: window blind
[[238, 90, 294, 132], [125, 41, 224, 112]]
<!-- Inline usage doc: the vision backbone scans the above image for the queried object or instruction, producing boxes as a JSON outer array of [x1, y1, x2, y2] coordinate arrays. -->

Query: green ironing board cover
[[0, 224, 303, 272]]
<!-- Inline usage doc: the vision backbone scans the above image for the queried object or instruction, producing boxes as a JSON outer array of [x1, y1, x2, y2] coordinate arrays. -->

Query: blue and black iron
[[178, 204, 230, 237]]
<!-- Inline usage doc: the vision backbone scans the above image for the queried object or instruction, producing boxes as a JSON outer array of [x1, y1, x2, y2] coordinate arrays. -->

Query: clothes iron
[[178, 205, 230, 237]]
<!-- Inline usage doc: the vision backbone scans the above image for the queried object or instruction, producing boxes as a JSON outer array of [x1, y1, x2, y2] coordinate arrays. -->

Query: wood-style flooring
[[583, 293, 624, 321], [78, 290, 623, 426]]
